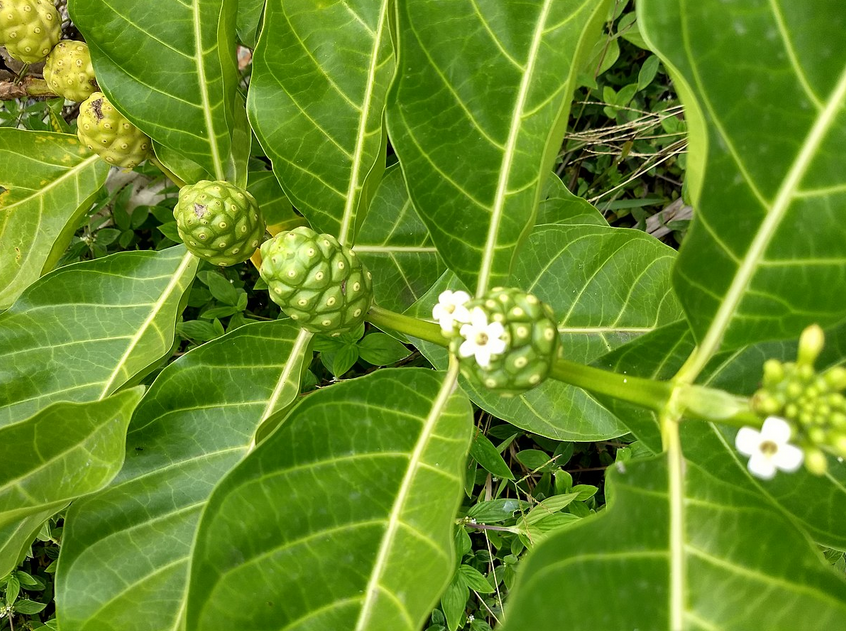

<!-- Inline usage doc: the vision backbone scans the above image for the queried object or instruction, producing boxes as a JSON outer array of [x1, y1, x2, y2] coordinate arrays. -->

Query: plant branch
[[366, 306, 447, 346], [0, 77, 57, 100]]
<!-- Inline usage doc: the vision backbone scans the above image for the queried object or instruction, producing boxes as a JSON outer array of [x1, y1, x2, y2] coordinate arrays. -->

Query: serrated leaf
[[0, 130, 109, 310], [0, 391, 142, 577], [501, 455, 846, 630], [57, 322, 312, 631], [0, 247, 197, 427], [248, 0, 395, 242], [388, 0, 609, 292], [354, 165, 446, 312], [71, 0, 244, 180], [186, 368, 472, 631], [641, 0, 846, 351]]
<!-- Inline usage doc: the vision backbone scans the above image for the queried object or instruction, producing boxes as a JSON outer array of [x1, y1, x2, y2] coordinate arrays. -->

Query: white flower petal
[[487, 321, 505, 339], [774, 443, 804, 472], [459, 323, 475, 339], [761, 416, 792, 445], [475, 347, 492, 368], [459, 339, 476, 358], [432, 303, 445, 320], [488, 337, 507, 356], [453, 291, 471, 304], [453, 305, 471, 324], [746, 453, 777, 480], [735, 427, 762, 457], [471, 307, 488, 329]]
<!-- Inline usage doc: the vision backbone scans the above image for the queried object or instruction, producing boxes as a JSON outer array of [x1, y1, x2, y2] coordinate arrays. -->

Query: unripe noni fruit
[[43, 40, 97, 102], [174, 180, 266, 267], [259, 226, 373, 335], [450, 287, 558, 396], [0, 0, 60, 63], [77, 92, 151, 168]]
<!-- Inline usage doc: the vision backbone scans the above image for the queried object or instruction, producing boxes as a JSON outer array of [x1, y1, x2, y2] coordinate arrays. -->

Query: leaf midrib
[[191, 0, 226, 180]]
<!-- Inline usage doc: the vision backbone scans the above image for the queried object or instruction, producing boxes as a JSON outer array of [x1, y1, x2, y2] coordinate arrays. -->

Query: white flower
[[458, 307, 507, 368], [432, 290, 471, 334], [735, 416, 804, 480]]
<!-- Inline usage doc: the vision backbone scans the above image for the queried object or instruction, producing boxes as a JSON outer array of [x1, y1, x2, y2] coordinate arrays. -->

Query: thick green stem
[[367, 306, 447, 347], [550, 358, 674, 411]]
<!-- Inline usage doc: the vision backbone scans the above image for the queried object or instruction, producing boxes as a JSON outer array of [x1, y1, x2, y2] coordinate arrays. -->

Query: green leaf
[[637, 54, 660, 91], [388, 0, 609, 293], [458, 565, 494, 594], [204, 271, 240, 306], [358, 333, 412, 366], [469, 432, 514, 481], [598, 319, 846, 550], [236, 0, 265, 47], [440, 571, 468, 631], [0, 130, 109, 310], [640, 0, 846, 351], [408, 220, 679, 441], [354, 165, 446, 313], [71, 0, 244, 180], [331, 344, 360, 377], [247, 170, 299, 228], [501, 455, 846, 630], [537, 174, 608, 226], [57, 322, 312, 631], [248, 0, 395, 242], [0, 246, 197, 427], [0, 391, 142, 577], [14, 599, 47, 615], [186, 368, 472, 631]]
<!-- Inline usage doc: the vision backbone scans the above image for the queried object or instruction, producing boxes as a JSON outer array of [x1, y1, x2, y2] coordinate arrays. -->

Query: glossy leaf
[[355, 165, 445, 313], [0, 390, 142, 577], [187, 368, 472, 631], [0, 130, 109, 310], [248, 0, 395, 242], [537, 174, 607, 226], [237, 0, 265, 47], [71, 0, 244, 180], [502, 454, 846, 630], [407, 221, 680, 441], [388, 0, 609, 293], [0, 390, 142, 531], [0, 247, 197, 427], [641, 0, 846, 350], [598, 320, 846, 549], [57, 322, 312, 631], [247, 170, 299, 228]]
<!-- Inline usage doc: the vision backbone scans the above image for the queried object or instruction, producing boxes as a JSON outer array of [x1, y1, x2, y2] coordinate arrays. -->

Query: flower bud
[[797, 324, 825, 368]]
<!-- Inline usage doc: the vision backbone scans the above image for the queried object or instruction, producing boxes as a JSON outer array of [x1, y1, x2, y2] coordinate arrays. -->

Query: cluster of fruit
[[1, 1, 560, 395], [752, 325, 846, 473]]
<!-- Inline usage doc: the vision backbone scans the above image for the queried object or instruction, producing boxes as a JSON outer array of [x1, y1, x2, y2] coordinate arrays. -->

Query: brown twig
[[0, 77, 57, 100]]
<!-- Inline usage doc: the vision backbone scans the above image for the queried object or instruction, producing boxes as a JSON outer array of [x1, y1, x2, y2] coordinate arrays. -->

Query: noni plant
[[1, 0, 846, 630]]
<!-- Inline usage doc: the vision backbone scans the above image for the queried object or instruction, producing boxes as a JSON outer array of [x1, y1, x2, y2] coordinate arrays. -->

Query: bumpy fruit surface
[[174, 180, 266, 267], [77, 92, 151, 168], [43, 40, 97, 101], [259, 227, 373, 334], [0, 0, 60, 63], [451, 288, 558, 395]]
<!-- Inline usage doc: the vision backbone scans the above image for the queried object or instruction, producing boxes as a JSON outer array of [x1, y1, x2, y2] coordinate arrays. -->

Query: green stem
[[550, 358, 673, 411], [367, 306, 447, 347], [365, 305, 761, 427], [149, 156, 187, 188]]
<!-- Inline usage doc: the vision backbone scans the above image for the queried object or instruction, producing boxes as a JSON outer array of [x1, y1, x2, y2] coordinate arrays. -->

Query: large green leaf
[[187, 368, 472, 631], [71, 0, 244, 181], [640, 0, 846, 353], [57, 322, 311, 631], [236, 0, 265, 47], [0, 246, 197, 428], [388, 0, 608, 293], [0, 130, 109, 310], [248, 0, 394, 242], [501, 454, 846, 630], [598, 320, 846, 549], [0, 390, 142, 577], [406, 221, 680, 441], [354, 165, 445, 313]]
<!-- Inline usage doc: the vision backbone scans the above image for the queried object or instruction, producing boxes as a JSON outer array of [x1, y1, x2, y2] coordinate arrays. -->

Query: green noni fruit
[[77, 92, 151, 168], [259, 226, 374, 335], [174, 180, 266, 267], [43, 40, 97, 102], [0, 0, 60, 63], [449, 287, 559, 395]]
